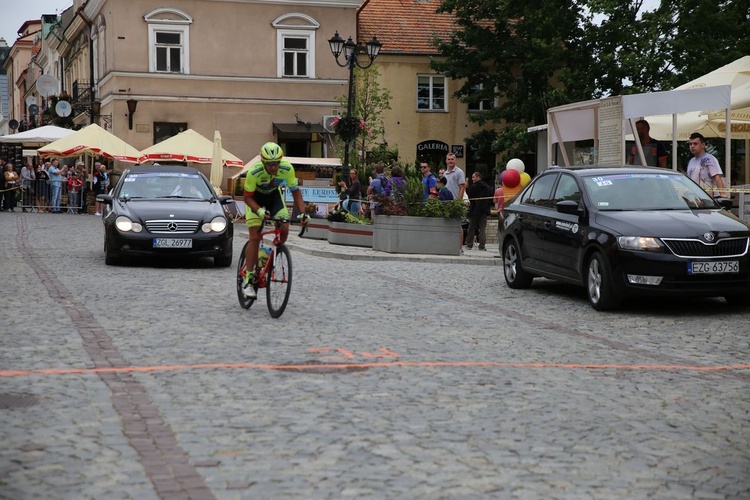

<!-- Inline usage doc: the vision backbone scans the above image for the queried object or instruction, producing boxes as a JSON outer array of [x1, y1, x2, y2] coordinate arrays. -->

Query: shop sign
[[284, 186, 339, 203], [416, 140, 449, 153], [452, 145, 464, 158]]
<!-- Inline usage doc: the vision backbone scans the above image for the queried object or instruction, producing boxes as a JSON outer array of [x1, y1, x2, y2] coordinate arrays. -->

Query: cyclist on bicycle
[[242, 142, 309, 298]]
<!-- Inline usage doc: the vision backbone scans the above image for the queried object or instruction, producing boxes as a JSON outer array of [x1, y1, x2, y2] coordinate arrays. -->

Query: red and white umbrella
[[138, 129, 243, 167], [37, 123, 140, 162]]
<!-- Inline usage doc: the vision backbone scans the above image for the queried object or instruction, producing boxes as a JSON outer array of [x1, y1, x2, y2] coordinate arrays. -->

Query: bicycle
[[236, 217, 306, 317]]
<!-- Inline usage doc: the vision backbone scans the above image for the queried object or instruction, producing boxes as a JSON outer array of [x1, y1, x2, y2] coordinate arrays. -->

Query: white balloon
[[506, 158, 525, 173]]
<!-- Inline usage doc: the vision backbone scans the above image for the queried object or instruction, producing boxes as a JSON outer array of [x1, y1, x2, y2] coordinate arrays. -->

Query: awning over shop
[[273, 122, 327, 138]]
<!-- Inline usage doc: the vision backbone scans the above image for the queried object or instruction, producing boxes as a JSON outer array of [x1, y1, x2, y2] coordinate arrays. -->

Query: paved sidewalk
[[236, 221, 504, 266]]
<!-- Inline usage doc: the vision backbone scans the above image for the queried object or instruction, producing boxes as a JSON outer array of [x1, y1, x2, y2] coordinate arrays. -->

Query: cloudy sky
[[1, 0, 73, 46]]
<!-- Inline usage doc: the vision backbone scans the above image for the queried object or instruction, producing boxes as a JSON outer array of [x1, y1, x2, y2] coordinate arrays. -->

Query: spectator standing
[[0, 160, 6, 211], [338, 169, 362, 215], [20, 162, 36, 212], [686, 132, 726, 197], [385, 166, 407, 200], [367, 163, 388, 196], [48, 159, 65, 213], [437, 176, 454, 201], [67, 173, 84, 214], [443, 153, 466, 200], [366, 163, 389, 217], [75, 162, 89, 214], [3, 163, 19, 211], [93, 162, 110, 215], [626, 119, 667, 168], [35, 164, 50, 212], [420, 162, 437, 200], [465, 171, 493, 250]]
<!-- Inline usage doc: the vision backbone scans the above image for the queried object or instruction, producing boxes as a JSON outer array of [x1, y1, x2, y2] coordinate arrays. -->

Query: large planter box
[[373, 215, 462, 255], [328, 221, 373, 247], [301, 218, 330, 240]]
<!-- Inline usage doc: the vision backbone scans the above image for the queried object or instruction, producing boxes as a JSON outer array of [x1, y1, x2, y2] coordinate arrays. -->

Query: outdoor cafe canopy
[[545, 86, 732, 183], [37, 123, 140, 162], [138, 129, 244, 167], [0, 125, 75, 144]]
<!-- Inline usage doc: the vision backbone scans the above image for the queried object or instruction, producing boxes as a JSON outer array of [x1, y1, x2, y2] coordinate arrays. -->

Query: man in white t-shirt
[[443, 153, 466, 200], [686, 132, 726, 197]]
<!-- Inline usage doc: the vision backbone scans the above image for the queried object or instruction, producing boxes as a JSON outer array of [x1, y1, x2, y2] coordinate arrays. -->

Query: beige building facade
[[66, 0, 360, 170], [6, 0, 506, 181]]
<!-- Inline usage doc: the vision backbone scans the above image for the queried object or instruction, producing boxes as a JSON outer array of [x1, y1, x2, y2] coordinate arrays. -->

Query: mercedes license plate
[[688, 260, 739, 275], [153, 238, 192, 248]]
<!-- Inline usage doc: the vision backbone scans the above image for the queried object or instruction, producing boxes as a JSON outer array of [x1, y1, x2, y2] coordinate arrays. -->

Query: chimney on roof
[[0, 38, 7, 48]]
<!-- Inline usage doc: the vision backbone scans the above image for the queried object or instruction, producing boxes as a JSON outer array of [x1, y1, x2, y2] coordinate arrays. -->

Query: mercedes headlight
[[202, 217, 227, 233], [617, 236, 662, 251], [115, 216, 142, 232]]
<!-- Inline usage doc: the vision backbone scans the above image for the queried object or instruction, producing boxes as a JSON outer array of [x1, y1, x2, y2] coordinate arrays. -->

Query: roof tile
[[358, 0, 455, 55]]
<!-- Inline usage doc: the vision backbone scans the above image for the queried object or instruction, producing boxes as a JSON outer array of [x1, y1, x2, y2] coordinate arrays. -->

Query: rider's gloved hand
[[256, 207, 267, 219], [299, 213, 310, 226]]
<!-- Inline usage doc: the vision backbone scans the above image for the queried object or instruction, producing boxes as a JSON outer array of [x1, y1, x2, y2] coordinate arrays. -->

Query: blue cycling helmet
[[260, 142, 283, 163]]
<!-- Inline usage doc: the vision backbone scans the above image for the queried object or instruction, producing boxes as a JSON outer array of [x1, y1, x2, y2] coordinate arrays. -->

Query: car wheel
[[586, 251, 620, 311], [724, 295, 748, 307], [214, 253, 233, 268], [503, 239, 533, 288], [104, 239, 120, 266]]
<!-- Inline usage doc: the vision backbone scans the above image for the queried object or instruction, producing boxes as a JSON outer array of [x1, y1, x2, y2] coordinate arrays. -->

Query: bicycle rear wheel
[[266, 244, 292, 318], [236, 241, 258, 309]]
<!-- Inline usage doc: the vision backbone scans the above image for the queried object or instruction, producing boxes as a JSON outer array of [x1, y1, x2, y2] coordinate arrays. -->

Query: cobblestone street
[[1, 212, 749, 499]]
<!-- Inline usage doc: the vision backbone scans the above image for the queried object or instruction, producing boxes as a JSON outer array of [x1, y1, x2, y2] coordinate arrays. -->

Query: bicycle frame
[[254, 219, 287, 288]]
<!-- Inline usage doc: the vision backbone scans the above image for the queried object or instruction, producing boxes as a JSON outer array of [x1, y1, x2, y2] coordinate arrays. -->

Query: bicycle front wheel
[[236, 241, 257, 309], [266, 244, 292, 318]]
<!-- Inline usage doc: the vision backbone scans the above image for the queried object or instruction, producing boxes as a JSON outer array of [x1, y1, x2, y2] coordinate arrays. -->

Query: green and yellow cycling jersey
[[243, 160, 299, 195]]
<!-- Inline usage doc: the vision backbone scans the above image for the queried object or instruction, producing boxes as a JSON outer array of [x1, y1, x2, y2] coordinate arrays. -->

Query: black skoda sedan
[[97, 165, 234, 266], [499, 165, 750, 310]]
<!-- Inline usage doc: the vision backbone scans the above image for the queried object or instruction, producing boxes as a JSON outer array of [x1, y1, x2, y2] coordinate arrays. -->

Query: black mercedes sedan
[[97, 165, 234, 266], [499, 165, 750, 310]]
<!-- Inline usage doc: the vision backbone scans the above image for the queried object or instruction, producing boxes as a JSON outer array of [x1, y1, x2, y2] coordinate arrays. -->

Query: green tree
[[432, 0, 591, 160], [662, 0, 750, 87], [335, 64, 393, 167], [432, 0, 750, 161]]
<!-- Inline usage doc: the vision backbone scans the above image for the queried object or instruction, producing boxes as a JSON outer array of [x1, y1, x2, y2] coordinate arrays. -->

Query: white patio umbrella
[[210, 130, 224, 194], [644, 56, 750, 184], [0, 125, 75, 144]]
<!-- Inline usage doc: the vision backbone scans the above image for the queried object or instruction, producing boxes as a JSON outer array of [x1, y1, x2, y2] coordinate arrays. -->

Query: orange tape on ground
[[1, 360, 749, 377]]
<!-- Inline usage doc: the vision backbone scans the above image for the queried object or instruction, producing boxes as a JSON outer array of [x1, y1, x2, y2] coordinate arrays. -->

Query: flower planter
[[301, 218, 330, 240], [328, 221, 373, 248], [373, 215, 462, 255]]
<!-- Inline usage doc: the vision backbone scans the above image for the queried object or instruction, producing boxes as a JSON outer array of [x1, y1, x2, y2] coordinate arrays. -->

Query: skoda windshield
[[582, 173, 718, 211]]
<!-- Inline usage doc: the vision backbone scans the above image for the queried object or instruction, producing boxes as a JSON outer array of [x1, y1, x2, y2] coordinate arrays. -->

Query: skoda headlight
[[617, 236, 662, 251], [202, 217, 227, 233], [115, 216, 142, 233]]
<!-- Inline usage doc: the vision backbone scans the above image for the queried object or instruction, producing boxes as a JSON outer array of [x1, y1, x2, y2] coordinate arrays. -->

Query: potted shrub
[[327, 210, 374, 248], [300, 203, 330, 240], [371, 178, 466, 255]]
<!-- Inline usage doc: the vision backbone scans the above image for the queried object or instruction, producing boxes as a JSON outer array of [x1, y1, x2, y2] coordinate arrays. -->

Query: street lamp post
[[327, 32, 382, 170]]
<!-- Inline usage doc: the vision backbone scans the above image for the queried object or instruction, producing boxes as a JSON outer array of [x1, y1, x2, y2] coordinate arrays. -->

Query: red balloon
[[503, 168, 521, 188]]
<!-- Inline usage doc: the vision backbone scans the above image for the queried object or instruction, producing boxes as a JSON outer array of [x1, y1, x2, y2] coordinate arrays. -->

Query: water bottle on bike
[[258, 244, 271, 269]]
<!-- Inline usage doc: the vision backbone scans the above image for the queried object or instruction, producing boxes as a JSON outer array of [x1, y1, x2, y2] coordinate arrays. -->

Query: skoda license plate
[[688, 261, 739, 275], [153, 238, 192, 248]]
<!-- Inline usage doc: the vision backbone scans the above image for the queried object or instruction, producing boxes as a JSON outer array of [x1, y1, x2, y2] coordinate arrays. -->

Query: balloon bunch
[[495, 158, 531, 208]]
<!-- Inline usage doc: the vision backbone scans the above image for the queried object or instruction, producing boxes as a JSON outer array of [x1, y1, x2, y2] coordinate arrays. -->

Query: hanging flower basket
[[333, 116, 364, 144]]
